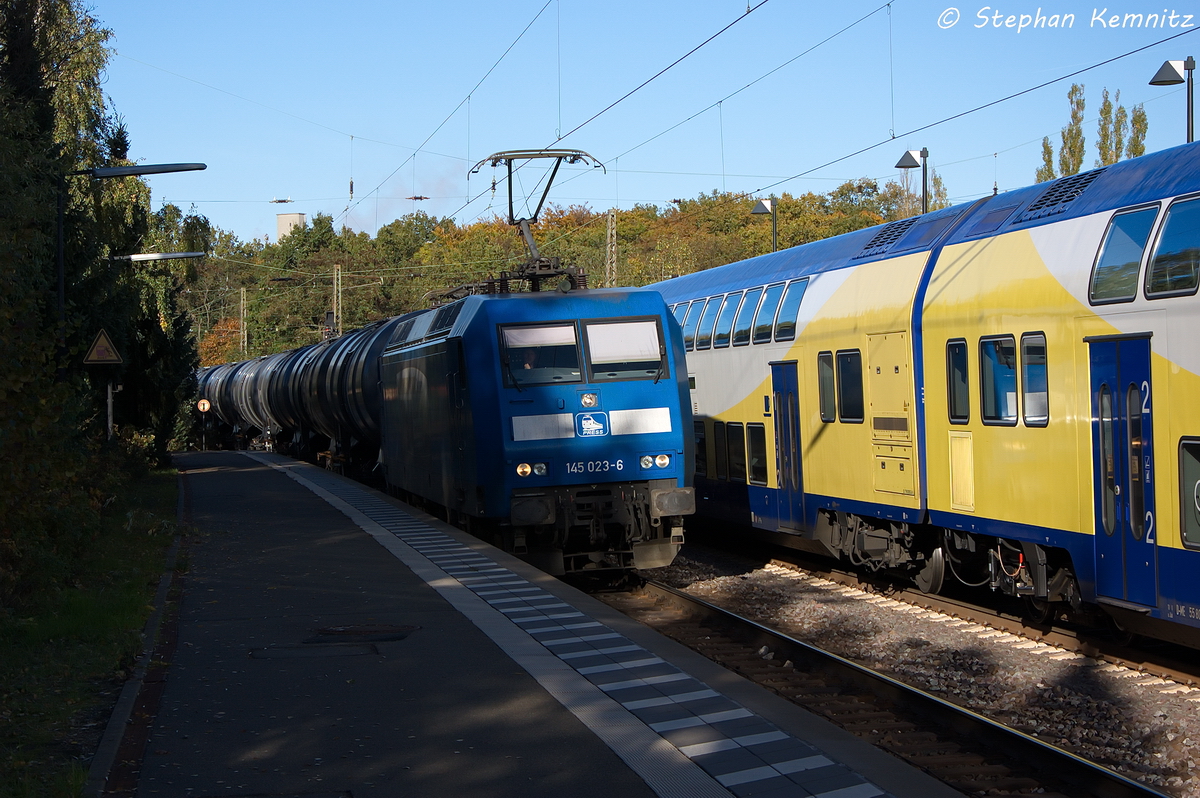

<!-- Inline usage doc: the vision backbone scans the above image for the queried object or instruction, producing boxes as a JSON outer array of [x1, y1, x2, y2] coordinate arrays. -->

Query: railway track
[[597, 579, 1172, 798], [763, 553, 1200, 690]]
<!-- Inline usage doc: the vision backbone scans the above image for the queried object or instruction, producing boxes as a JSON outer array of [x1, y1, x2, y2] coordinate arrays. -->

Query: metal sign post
[[197, 398, 211, 451]]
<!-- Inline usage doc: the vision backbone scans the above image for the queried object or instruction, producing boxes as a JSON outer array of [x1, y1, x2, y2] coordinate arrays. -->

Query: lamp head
[[1150, 60, 1187, 86]]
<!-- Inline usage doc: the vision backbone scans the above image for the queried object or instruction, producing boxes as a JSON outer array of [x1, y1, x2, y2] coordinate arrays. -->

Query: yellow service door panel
[[867, 331, 912, 442], [873, 444, 915, 496]]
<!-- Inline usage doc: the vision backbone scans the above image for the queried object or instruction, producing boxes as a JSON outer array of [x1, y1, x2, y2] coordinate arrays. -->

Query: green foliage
[[0, 468, 177, 797], [0, 0, 201, 600], [1038, 83, 1149, 180], [1036, 137, 1057, 183], [1059, 83, 1086, 177]]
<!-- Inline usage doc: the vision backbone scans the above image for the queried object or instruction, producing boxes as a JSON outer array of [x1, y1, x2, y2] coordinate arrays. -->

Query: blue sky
[[99, 0, 1200, 243]]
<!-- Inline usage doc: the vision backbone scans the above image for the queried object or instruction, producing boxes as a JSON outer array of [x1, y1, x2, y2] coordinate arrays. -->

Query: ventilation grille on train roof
[[853, 217, 919, 259], [1015, 168, 1107, 223]]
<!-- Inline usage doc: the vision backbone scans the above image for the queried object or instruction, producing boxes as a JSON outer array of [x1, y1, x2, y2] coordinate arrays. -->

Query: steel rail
[[641, 579, 1171, 798]]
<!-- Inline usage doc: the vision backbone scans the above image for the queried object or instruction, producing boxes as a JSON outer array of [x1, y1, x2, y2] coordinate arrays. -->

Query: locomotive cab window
[[947, 340, 969, 423], [1146, 197, 1200, 298], [501, 324, 581, 387], [584, 319, 666, 381], [1090, 206, 1158, 304], [980, 336, 1018, 425]]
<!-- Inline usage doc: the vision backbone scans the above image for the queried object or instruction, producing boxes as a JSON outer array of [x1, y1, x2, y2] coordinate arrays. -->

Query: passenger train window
[[773, 279, 809, 342], [501, 324, 581, 387], [694, 421, 707, 477], [946, 340, 969, 424], [752, 283, 786, 344], [817, 352, 836, 423], [695, 296, 723, 350], [681, 300, 706, 351], [732, 288, 763, 346], [980, 336, 1018, 425], [713, 421, 728, 480], [747, 424, 768, 485], [1180, 440, 1200, 548], [584, 320, 665, 381], [727, 423, 747, 483], [1127, 384, 1145, 539], [836, 350, 864, 423], [1099, 387, 1116, 536], [1021, 333, 1048, 427], [712, 292, 743, 348], [1146, 197, 1200, 297], [672, 303, 689, 323], [1091, 207, 1158, 304]]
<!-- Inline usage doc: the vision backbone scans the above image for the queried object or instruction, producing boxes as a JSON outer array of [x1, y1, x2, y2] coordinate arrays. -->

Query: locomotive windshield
[[585, 320, 667, 381], [501, 324, 582, 387]]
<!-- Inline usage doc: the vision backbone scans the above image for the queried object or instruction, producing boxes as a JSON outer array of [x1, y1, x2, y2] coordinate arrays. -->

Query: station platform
[[128, 451, 963, 798]]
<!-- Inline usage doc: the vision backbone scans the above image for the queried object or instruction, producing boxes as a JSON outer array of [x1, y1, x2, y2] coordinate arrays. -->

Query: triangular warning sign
[[84, 329, 123, 365]]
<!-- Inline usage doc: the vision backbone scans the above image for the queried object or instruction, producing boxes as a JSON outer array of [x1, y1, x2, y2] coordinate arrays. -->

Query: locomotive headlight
[[533, 462, 547, 476], [640, 455, 654, 469], [655, 454, 671, 468], [581, 392, 598, 408], [516, 463, 532, 477]]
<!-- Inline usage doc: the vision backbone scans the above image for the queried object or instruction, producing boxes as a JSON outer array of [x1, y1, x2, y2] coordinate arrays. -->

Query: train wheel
[[914, 546, 945, 594], [1024, 596, 1055, 625]]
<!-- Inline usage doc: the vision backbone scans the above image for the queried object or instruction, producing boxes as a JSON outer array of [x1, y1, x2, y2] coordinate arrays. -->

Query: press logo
[[576, 412, 609, 437], [937, 6, 1195, 30]]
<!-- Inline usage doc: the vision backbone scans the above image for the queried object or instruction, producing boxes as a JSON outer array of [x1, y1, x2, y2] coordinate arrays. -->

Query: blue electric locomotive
[[198, 288, 695, 574], [378, 288, 694, 573]]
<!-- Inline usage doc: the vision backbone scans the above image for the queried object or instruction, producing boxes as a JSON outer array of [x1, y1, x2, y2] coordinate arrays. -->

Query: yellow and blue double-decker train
[[654, 142, 1200, 647]]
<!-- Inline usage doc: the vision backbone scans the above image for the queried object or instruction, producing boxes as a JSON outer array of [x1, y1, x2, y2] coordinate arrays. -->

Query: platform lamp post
[[56, 162, 207, 372], [751, 197, 777, 253], [103, 251, 207, 440], [1149, 57, 1195, 143], [896, 148, 929, 215]]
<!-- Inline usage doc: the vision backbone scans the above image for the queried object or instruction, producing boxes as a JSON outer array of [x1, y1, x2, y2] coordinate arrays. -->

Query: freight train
[[198, 287, 695, 575], [653, 141, 1200, 648]]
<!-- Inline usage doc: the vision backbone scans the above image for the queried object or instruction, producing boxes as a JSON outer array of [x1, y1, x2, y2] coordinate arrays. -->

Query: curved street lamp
[[56, 162, 206, 371], [751, 197, 777, 253]]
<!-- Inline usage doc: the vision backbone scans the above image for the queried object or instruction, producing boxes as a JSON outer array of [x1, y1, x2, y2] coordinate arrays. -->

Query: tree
[[1037, 83, 1148, 181], [1059, 83, 1086, 177], [1036, 137, 1057, 183]]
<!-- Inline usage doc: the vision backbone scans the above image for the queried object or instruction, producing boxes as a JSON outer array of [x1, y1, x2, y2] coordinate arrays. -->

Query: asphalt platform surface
[[120, 451, 962, 798]]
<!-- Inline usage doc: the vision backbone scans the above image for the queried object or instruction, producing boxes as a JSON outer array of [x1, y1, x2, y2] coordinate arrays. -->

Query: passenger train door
[[770, 361, 804, 530], [1088, 335, 1158, 608]]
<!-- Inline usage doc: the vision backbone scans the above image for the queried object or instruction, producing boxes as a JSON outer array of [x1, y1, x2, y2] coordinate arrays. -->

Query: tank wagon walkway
[[128, 451, 962, 798]]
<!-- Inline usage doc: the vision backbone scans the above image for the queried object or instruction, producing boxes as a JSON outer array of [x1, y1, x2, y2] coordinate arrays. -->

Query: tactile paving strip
[[249, 453, 889, 798]]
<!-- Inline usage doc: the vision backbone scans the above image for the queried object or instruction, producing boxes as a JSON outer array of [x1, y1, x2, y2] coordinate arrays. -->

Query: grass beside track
[[0, 468, 180, 797]]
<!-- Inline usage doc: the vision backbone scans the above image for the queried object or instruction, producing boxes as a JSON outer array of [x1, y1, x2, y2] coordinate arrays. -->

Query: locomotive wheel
[[1024, 596, 1056, 625], [914, 546, 945, 594]]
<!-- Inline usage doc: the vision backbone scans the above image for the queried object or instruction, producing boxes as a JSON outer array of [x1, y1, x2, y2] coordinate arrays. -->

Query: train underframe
[[804, 509, 1083, 618], [507, 479, 692, 575]]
